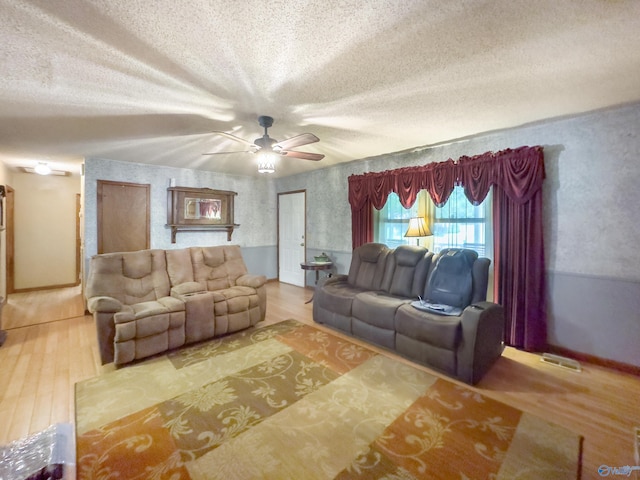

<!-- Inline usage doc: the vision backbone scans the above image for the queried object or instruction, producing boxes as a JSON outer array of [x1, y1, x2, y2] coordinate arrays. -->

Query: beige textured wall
[[12, 172, 81, 290]]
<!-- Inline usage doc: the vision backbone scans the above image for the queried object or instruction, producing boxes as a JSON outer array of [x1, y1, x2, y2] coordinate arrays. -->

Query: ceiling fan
[[204, 116, 324, 173]]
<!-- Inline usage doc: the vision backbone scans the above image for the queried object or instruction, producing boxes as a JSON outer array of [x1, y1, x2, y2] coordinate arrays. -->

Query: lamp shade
[[404, 217, 432, 237]]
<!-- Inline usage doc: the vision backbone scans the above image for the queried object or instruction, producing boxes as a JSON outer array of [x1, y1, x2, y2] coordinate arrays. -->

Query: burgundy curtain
[[347, 146, 547, 351], [491, 147, 546, 351]]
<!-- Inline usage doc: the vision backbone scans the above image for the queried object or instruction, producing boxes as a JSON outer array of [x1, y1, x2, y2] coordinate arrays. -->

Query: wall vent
[[540, 353, 582, 372]]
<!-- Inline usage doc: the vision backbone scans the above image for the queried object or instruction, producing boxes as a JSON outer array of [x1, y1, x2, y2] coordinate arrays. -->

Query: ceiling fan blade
[[212, 131, 257, 147], [281, 150, 325, 161], [203, 149, 254, 156], [273, 133, 319, 151]]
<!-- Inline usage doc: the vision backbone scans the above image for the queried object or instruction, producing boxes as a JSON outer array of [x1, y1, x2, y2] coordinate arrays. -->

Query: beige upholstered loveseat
[[85, 245, 266, 365]]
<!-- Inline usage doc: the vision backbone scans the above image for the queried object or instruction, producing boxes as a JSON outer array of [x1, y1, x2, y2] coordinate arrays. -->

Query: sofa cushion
[[314, 279, 369, 317], [191, 245, 249, 290], [395, 303, 461, 350], [347, 243, 390, 290], [236, 274, 267, 289], [212, 286, 262, 335], [383, 245, 430, 297], [166, 248, 195, 285], [85, 249, 171, 306], [352, 291, 410, 330], [171, 281, 206, 296]]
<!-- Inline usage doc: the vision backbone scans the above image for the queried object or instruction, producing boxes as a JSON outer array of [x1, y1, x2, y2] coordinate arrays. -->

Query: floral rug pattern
[[76, 320, 581, 479]]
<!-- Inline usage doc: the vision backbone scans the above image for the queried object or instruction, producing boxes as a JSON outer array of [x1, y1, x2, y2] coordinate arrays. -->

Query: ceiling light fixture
[[34, 162, 52, 175], [257, 151, 276, 174]]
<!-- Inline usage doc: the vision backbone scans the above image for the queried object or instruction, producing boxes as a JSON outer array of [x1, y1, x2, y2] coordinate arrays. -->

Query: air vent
[[540, 353, 582, 372]]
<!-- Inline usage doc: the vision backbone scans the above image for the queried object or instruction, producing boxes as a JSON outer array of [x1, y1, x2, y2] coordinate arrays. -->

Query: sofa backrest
[[381, 245, 433, 297], [189, 245, 249, 290], [348, 243, 390, 290], [166, 245, 249, 290], [166, 247, 195, 285], [424, 248, 490, 308], [85, 249, 171, 305]]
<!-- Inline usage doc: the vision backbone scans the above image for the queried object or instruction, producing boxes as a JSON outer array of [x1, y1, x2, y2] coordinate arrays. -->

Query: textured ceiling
[[1, 0, 639, 178]]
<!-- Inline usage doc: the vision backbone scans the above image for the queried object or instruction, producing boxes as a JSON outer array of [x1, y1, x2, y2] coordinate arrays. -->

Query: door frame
[[277, 190, 306, 286]]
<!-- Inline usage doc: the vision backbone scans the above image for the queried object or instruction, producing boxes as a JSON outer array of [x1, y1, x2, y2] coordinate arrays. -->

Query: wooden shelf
[[167, 224, 239, 243]]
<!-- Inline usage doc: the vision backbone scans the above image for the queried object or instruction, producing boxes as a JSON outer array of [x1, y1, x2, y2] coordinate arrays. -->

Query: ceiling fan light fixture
[[205, 115, 324, 171], [257, 151, 276, 174]]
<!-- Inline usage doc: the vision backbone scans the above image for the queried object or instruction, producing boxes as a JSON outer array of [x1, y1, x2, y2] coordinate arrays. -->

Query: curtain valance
[[348, 145, 544, 210]]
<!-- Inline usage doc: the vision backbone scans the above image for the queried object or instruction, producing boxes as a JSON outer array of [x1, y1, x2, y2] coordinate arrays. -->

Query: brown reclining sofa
[[85, 245, 266, 366], [313, 243, 504, 384]]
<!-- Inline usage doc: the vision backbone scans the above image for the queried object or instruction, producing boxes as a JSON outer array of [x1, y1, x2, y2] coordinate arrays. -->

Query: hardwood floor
[[1, 282, 639, 479], [2, 285, 86, 329]]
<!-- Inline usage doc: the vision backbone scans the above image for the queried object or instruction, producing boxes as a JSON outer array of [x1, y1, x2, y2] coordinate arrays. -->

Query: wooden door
[[97, 180, 150, 254], [278, 191, 306, 286]]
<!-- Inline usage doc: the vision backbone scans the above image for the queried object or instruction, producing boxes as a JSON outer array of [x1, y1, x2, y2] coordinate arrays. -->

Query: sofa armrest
[[236, 274, 267, 289], [89, 300, 128, 366], [86, 296, 123, 313], [456, 302, 505, 384], [171, 282, 206, 298]]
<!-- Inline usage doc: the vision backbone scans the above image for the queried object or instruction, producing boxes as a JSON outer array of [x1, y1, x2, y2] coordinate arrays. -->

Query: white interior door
[[278, 191, 306, 286]]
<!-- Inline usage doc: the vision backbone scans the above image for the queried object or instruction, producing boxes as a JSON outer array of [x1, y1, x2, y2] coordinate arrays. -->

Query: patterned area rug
[[76, 320, 582, 479]]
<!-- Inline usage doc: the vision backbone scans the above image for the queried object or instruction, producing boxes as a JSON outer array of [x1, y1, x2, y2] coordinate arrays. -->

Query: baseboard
[[13, 282, 80, 294], [547, 344, 640, 376]]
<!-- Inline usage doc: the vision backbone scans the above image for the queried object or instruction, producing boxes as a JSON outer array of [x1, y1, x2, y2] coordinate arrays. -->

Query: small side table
[[300, 262, 333, 304]]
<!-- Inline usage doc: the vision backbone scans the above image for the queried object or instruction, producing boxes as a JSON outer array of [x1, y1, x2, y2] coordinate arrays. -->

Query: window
[[373, 193, 418, 248], [431, 186, 492, 258], [373, 187, 492, 259]]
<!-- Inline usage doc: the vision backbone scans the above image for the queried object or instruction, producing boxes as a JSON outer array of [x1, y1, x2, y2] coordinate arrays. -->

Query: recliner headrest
[[357, 243, 389, 263], [426, 248, 477, 308], [394, 245, 427, 266]]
